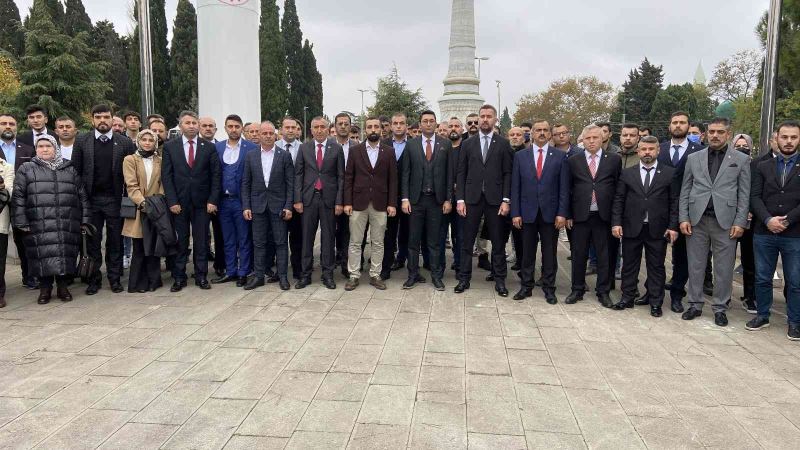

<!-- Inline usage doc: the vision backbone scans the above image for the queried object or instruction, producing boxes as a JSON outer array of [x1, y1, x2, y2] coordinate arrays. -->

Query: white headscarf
[[33, 134, 64, 170]]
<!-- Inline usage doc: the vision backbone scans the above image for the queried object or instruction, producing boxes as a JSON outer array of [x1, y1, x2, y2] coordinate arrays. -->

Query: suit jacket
[[344, 141, 397, 212], [658, 140, 704, 185], [382, 137, 408, 202], [294, 138, 344, 208], [566, 150, 622, 223], [215, 139, 258, 197], [456, 133, 512, 206], [71, 131, 136, 198], [0, 140, 35, 172], [401, 135, 451, 205], [17, 129, 59, 148], [679, 147, 750, 229], [510, 146, 570, 223], [122, 153, 164, 238], [612, 164, 679, 239], [161, 136, 222, 209], [750, 156, 800, 237], [241, 146, 294, 215]]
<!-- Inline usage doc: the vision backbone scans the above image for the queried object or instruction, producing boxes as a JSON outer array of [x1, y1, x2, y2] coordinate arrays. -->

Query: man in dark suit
[[277, 117, 304, 280], [161, 110, 222, 291], [71, 104, 136, 295], [455, 104, 513, 296], [241, 121, 294, 291], [343, 117, 397, 291], [16, 104, 57, 147], [510, 119, 569, 303], [294, 116, 345, 289], [401, 110, 452, 291], [332, 112, 361, 277], [440, 117, 465, 274], [657, 111, 704, 312], [611, 136, 679, 317], [565, 124, 622, 307], [0, 113, 36, 289], [380, 112, 410, 280]]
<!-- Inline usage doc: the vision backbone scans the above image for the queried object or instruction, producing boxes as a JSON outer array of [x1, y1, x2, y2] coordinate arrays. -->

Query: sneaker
[[559, 228, 569, 242], [741, 297, 757, 314], [789, 324, 800, 341], [746, 316, 770, 331], [123, 255, 131, 269]]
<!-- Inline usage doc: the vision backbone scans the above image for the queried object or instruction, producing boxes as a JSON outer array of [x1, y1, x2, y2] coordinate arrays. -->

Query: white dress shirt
[[670, 138, 689, 162], [182, 135, 197, 162], [586, 149, 603, 212], [532, 143, 549, 172], [278, 139, 300, 163], [142, 156, 154, 187], [313, 140, 327, 160], [338, 139, 351, 167], [422, 134, 437, 158], [366, 140, 380, 168], [223, 139, 241, 164], [60, 144, 73, 161], [640, 161, 657, 222], [95, 129, 113, 141], [261, 146, 275, 187]]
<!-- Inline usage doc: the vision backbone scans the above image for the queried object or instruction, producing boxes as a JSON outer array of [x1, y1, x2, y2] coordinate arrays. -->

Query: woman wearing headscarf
[[122, 129, 165, 292], [732, 133, 757, 313], [12, 135, 90, 304]]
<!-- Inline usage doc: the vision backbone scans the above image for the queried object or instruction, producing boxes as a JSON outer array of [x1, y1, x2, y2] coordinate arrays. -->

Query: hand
[[665, 230, 678, 244], [207, 203, 217, 214], [442, 201, 452, 214], [243, 210, 253, 221], [498, 202, 510, 216], [387, 206, 396, 217], [679, 221, 692, 236], [512, 217, 522, 229], [335, 205, 343, 216], [282, 209, 292, 221], [137, 201, 147, 211], [402, 200, 411, 215], [730, 225, 745, 239], [767, 216, 788, 234], [0, 183, 5, 191], [566, 219, 573, 230], [457, 202, 466, 217], [612, 226, 623, 239], [554, 216, 566, 230], [293, 202, 303, 214], [748, 212, 753, 221], [344, 205, 353, 216], [170, 205, 182, 215]]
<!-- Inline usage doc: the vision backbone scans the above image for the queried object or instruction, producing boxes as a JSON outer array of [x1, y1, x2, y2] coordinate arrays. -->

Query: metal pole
[[759, 0, 783, 154], [496, 80, 501, 114], [303, 106, 308, 142], [357, 89, 368, 132], [137, 0, 154, 116]]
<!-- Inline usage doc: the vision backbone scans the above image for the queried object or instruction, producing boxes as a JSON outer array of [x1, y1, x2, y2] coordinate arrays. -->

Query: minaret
[[693, 60, 707, 87], [438, 0, 484, 123]]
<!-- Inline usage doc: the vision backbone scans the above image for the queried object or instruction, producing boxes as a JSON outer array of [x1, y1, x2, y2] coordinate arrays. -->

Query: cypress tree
[[282, 0, 304, 121], [63, 0, 92, 37], [259, 0, 288, 122], [90, 20, 129, 110], [302, 39, 323, 121], [0, 0, 25, 57], [128, 0, 171, 120], [167, 0, 198, 120]]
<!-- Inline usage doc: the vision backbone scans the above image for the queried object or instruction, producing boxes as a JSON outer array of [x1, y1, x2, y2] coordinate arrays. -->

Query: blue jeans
[[754, 233, 800, 325]]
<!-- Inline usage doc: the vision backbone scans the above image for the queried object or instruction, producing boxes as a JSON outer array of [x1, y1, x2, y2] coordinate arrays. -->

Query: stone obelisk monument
[[438, 0, 484, 123]]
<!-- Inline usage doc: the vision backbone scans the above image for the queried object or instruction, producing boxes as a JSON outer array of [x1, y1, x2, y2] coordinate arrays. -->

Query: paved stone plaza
[[1, 244, 800, 449]]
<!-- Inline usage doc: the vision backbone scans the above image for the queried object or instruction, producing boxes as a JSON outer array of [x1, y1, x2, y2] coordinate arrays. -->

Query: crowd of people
[[0, 102, 798, 340]]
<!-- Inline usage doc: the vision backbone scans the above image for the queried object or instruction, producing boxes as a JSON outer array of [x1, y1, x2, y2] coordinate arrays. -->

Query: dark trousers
[[40, 274, 71, 288], [670, 234, 689, 299], [570, 212, 610, 294], [253, 208, 288, 279], [12, 226, 30, 283], [211, 212, 225, 273], [439, 209, 463, 272], [301, 192, 336, 279], [460, 195, 507, 282], [740, 228, 755, 300], [621, 225, 667, 307], [609, 233, 620, 276], [288, 211, 303, 278], [173, 207, 211, 281], [88, 195, 123, 285], [128, 238, 161, 292], [220, 197, 252, 277], [335, 213, 349, 266], [0, 233, 7, 296], [382, 209, 409, 272], [408, 194, 444, 279], [520, 214, 558, 293]]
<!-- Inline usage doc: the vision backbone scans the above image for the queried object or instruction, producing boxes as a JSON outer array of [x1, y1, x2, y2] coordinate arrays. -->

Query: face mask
[[524, 132, 531, 143], [687, 134, 701, 144], [734, 146, 750, 154]]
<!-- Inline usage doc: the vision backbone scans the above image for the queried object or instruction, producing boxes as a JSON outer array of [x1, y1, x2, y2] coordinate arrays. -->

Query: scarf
[[33, 134, 64, 170]]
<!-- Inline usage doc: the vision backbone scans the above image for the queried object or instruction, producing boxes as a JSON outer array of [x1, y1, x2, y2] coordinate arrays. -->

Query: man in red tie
[[510, 120, 570, 303], [294, 117, 345, 289]]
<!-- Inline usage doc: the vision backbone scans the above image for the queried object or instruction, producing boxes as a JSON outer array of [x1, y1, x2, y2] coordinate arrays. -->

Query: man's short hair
[[91, 104, 112, 116], [708, 117, 731, 130], [225, 114, 243, 125], [621, 123, 640, 131], [551, 122, 569, 131], [310, 116, 328, 125], [419, 110, 437, 120], [260, 120, 276, 129], [582, 124, 602, 135], [365, 116, 381, 125], [640, 126, 653, 134], [408, 122, 419, 130], [639, 135, 659, 146], [334, 112, 351, 124], [146, 114, 164, 125], [479, 104, 497, 115], [670, 111, 690, 120], [281, 116, 298, 127], [0, 112, 14, 120], [520, 121, 533, 129], [466, 113, 479, 118], [123, 111, 141, 122], [55, 115, 75, 125], [350, 125, 361, 133], [449, 117, 463, 125], [179, 110, 199, 121], [148, 118, 165, 127], [689, 121, 705, 132], [777, 120, 800, 134], [391, 112, 407, 121], [378, 115, 390, 123], [595, 121, 611, 129], [25, 104, 46, 117]]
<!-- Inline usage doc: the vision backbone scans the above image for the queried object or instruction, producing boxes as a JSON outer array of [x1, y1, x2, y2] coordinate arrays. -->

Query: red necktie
[[426, 139, 432, 161], [589, 154, 597, 207], [314, 143, 323, 190], [187, 139, 195, 168], [536, 148, 544, 179]]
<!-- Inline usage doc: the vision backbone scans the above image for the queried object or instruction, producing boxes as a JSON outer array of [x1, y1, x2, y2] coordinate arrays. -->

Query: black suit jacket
[[294, 138, 344, 208], [401, 135, 452, 205], [612, 164, 679, 239], [0, 141, 35, 172], [161, 136, 221, 209], [71, 131, 136, 198], [456, 133, 512, 206], [750, 156, 800, 237], [657, 140, 703, 186], [241, 146, 294, 214], [567, 150, 621, 222], [17, 129, 59, 148]]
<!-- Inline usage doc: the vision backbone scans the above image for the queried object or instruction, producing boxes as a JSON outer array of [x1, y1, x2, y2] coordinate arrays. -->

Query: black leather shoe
[[454, 281, 469, 293], [634, 294, 649, 306], [110, 282, 124, 293], [510, 263, 520, 271], [495, 281, 508, 297], [236, 277, 247, 287], [390, 260, 405, 271], [565, 291, 584, 304], [212, 275, 238, 284], [682, 307, 702, 320], [37, 287, 52, 304], [545, 292, 558, 305], [432, 278, 445, 291], [322, 277, 336, 289], [746, 316, 770, 331], [513, 289, 532, 301], [243, 277, 265, 290], [214, 268, 226, 277], [379, 271, 391, 281], [650, 306, 663, 317], [611, 298, 634, 310], [714, 312, 728, 327], [279, 278, 290, 290], [403, 274, 426, 289], [86, 284, 100, 296], [170, 280, 186, 292], [485, 273, 495, 282], [266, 273, 280, 283], [295, 278, 311, 289], [195, 278, 211, 290], [597, 293, 614, 308], [670, 297, 685, 313]]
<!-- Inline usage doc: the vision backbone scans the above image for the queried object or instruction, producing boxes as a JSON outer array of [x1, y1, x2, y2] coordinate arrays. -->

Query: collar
[[393, 137, 407, 145], [1, 139, 15, 147], [314, 140, 326, 148], [640, 161, 658, 170], [421, 134, 436, 144], [95, 129, 113, 140], [366, 139, 382, 150], [671, 138, 689, 148], [587, 149, 603, 159], [182, 135, 196, 146], [226, 139, 241, 150], [33, 128, 47, 135], [533, 143, 549, 153], [480, 132, 494, 141], [282, 139, 296, 147], [709, 144, 728, 154], [261, 145, 275, 153]]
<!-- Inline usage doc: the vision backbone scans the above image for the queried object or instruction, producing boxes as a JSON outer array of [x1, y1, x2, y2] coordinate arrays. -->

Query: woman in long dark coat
[[12, 135, 90, 304]]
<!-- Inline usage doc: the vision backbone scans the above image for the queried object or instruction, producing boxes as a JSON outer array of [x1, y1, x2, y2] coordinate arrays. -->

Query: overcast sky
[[17, 0, 767, 119]]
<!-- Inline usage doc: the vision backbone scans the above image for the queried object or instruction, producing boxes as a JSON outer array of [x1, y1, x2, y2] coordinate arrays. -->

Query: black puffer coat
[[12, 159, 90, 278]]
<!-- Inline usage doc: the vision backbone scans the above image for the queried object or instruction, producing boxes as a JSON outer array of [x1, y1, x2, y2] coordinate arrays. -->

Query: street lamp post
[[357, 88, 369, 131], [496, 80, 501, 114], [475, 56, 489, 79], [303, 106, 308, 142], [137, 0, 154, 116]]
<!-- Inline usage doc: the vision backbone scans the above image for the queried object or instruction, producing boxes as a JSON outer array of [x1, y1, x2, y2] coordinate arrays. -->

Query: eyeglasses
[[553, 132, 569, 137], [466, 121, 478, 126]]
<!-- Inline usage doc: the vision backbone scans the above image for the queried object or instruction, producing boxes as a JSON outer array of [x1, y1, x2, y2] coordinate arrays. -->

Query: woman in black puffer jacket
[[12, 135, 90, 304]]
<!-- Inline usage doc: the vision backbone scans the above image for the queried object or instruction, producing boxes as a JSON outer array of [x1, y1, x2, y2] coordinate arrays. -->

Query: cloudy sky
[[17, 0, 767, 118]]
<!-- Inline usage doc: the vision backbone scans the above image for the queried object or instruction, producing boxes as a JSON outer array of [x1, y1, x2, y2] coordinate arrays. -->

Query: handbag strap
[[81, 230, 89, 255]]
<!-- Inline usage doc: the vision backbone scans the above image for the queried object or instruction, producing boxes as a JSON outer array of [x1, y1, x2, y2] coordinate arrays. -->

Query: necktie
[[671, 145, 681, 166], [482, 136, 489, 162], [426, 139, 432, 162], [315, 143, 323, 190], [589, 154, 597, 208], [536, 148, 544, 179], [99, 134, 109, 143], [187, 140, 195, 168], [643, 166, 653, 191]]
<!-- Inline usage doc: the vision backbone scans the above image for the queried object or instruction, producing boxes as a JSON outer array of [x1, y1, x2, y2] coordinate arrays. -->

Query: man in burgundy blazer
[[343, 117, 398, 291]]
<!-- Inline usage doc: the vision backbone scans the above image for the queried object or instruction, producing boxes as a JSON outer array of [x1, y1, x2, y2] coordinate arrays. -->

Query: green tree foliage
[[90, 21, 129, 110], [63, 0, 92, 37], [612, 58, 664, 123], [0, 0, 25, 57], [259, 0, 288, 122], [282, 0, 305, 121], [499, 107, 512, 132], [0, 54, 20, 108], [166, 0, 198, 120], [302, 39, 323, 124], [128, 0, 170, 120], [367, 66, 427, 123], [648, 84, 706, 134]]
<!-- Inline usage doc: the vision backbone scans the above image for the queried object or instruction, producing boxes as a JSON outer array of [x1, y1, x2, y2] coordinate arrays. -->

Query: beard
[[367, 132, 380, 142], [449, 132, 460, 141], [671, 129, 687, 139], [1, 131, 13, 141]]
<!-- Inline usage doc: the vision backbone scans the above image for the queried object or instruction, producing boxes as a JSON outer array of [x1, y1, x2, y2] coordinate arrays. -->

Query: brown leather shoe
[[0, 297, 6, 308], [37, 287, 52, 305], [369, 277, 386, 290], [344, 278, 359, 291], [57, 286, 73, 302]]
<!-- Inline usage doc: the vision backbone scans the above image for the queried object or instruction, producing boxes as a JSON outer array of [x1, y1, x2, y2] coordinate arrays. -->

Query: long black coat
[[12, 159, 90, 277]]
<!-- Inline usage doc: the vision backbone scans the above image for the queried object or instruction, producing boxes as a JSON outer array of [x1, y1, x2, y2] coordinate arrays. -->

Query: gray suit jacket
[[679, 147, 750, 229]]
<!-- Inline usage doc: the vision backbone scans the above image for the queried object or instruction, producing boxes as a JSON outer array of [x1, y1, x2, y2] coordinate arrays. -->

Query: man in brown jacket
[[343, 117, 398, 290]]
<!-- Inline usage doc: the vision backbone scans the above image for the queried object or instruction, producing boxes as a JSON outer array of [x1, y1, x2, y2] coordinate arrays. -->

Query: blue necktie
[[671, 145, 681, 166]]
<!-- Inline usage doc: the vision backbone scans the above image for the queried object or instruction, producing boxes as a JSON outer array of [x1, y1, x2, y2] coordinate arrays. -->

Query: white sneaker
[[123, 256, 131, 269]]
